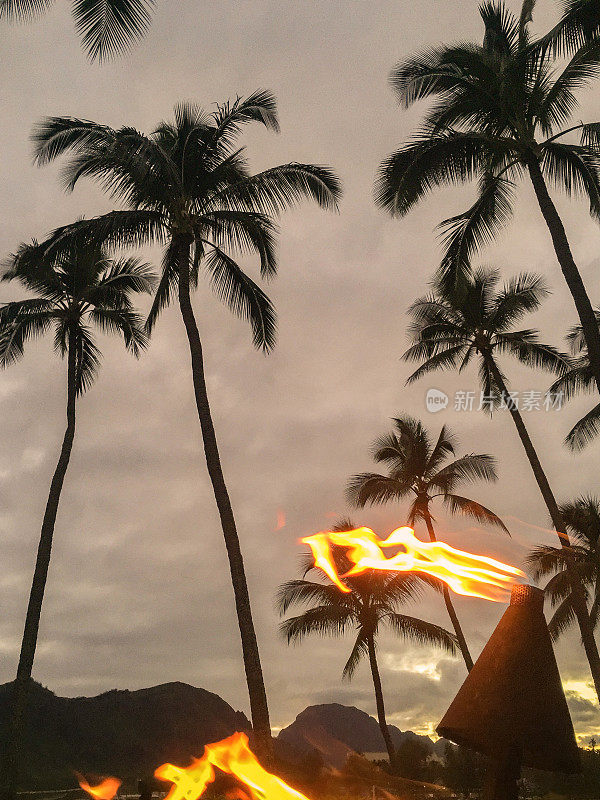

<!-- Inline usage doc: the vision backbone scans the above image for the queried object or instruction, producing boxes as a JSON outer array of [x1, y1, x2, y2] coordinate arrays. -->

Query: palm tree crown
[[347, 415, 507, 531], [403, 268, 568, 403], [31, 92, 340, 351], [278, 553, 456, 678], [377, 0, 600, 287], [0, 238, 153, 386], [0, 0, 155, 61], [526, 495, 600, 639], [549, 311, 600, 450]]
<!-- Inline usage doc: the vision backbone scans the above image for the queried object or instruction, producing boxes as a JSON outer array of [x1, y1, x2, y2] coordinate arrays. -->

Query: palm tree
[[549, 311, 600, 450], [376, 0, 600, 395], [403, 266, 600, 701], [30, 92, 342, 756], [526, 496, 600, 640], [0, 235, 153, 799], [277, 520, 457, 765], [346, 415, 508, 672], [0, 0, 154, 61]]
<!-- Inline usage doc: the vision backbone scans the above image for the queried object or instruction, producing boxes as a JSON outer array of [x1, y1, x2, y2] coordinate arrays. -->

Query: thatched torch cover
[[437, 584, 580, 775]]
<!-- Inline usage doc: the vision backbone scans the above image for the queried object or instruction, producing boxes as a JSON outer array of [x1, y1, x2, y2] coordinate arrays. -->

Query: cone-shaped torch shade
[[437, 584, 580, 773]]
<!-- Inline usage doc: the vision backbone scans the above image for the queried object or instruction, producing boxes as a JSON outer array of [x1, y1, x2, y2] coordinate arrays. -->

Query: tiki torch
[[437, 584, 580, 799], [301, 526, 581, 799]]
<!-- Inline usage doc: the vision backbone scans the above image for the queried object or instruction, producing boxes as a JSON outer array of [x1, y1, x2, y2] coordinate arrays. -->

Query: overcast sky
[[1, 0, 600, 749]]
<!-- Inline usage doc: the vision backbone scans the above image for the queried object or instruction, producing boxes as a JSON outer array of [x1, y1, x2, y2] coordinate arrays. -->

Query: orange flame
[[76, 775, 121, 800], [302, 526, 525, 602], [155, 732, 310, 800]]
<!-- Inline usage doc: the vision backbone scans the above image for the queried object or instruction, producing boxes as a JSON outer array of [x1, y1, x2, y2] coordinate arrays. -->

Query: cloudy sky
[[2, 0, 600, 749]]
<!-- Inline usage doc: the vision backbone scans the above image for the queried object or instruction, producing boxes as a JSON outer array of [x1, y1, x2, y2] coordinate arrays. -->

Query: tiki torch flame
[[156, 733, 310, 800], [76, 775, 121, 800], [302, 526, 525, 602]]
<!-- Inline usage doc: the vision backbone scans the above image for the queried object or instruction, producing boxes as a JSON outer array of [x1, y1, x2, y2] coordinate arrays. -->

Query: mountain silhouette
[[277, 703, 447, 768], [0, 680, 250, 789]]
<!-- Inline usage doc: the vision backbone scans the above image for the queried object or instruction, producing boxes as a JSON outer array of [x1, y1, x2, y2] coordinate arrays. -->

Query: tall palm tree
[[403, 266, 600, 700], [376, 0, 600, 395], [30, 92, 342, 755], [0, 236, 153, 799], [277, 521, 457, 765], [526, 495, 600, 640], [549, 311, 600, 450], [346, 415, 508, 671], [0, 0, 155, 61]]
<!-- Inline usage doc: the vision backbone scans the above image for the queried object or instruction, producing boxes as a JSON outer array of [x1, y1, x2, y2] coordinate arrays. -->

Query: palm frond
[[275, 578, 348, 616], [541, 141, 600, 219], [198, 210, 278, 279], [145, 240, 179, 333], [539, 39, 600, 130], [32, 117, 115, 166], [385, 612, 457, 654], [203, 244, 277, 352], [404, 344, 465, 383], [342, 632, 369, 680], [210, 163, 341, 215], [490, 271, 549, 328], [0, 0, 56, 20], [346, 473, 410, 508], [565, 401, 600, 450], [88, 256, 156, 307], [495, 333, 571, 375], [0, 301, 55, 368], [211, 90, 280, 152], [89, 307, 148, 356], [437, 171, 515, 293], [375, 130, 509, 217], [432, 452, 499, 488], [72, 0, 155, 61], [279, 605, 353, 644], [547, 594, 577, 641], [73, 324, 101, 395], [543, 0, 600, 57], [442, 493, 509, 532]]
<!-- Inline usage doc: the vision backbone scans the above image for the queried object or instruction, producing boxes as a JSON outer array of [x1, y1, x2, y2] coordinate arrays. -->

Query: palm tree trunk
[[423, 512, 473, 671], [0, 329, 77, 800], [366, 634, 396, 764], [174, 234, 272, 761], [485, 352, 600, 701], [527, 156, 600, 396]]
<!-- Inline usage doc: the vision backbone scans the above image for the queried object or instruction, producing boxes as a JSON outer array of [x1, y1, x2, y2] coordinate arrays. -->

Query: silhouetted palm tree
[[0, 0, 154, 61], [403, 267, 600, 700], [377, 0, 600, 395], [31, 92, 341, 756], [347, 415, 507, 671], [0, 236, 153, 798], [526, 496, 600, 639], [549, 312, 600, 450], [277, 521, 457, 764]]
